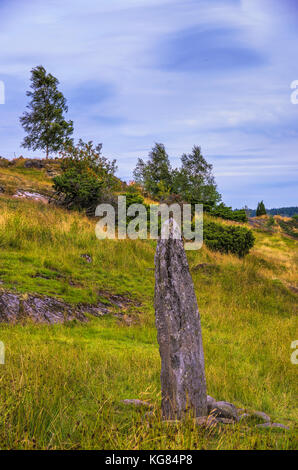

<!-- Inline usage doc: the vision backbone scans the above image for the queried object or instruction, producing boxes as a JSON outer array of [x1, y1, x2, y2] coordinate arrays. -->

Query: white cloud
[[0, 0, 297, 207]]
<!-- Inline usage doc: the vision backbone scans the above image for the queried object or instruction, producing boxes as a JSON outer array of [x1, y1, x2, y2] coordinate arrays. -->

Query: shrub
[[210, 203, 248, 222], [267, 216, 275, 228], [53, 140, 119, 214], [117, 193, 150, 233], [203, 221, 255, 257], [278, 217, 298, 239], [53, 168, 104, 213]]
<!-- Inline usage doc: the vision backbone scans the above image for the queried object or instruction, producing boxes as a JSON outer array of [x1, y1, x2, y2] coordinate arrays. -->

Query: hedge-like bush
[[203, 221, 255, 257], [209, 203, 248, 222]]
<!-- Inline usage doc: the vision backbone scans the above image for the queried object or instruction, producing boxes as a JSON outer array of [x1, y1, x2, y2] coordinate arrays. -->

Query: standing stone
[[154, 220, 207, 419]]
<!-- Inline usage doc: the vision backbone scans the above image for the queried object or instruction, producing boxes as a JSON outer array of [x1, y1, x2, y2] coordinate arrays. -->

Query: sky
[[0, 0, 297, 208]]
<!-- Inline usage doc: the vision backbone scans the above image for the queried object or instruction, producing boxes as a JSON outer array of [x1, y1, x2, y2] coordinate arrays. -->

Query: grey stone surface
[[240, 411, 271, 424], [121, 399, 153, 408], [0, 290, 122, 323], [257, 423, 289, 430], [210, 401, 239, 422], [24, 159, 45, 169], [216, 417, 235, 424], [154, 220, 207, 419], [13, 190, 49, 204], [207, 395, 217, 413]]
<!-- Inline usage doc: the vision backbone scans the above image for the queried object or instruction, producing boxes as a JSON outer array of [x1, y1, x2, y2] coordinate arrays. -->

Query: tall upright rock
[[154, 221, 207, 419]]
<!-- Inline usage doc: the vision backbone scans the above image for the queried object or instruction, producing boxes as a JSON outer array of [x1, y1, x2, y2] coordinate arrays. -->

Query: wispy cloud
[[0, 0, 297, 207]]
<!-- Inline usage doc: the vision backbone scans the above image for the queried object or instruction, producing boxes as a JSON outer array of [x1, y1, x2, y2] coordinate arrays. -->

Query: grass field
[[0, 176, 297, 449]]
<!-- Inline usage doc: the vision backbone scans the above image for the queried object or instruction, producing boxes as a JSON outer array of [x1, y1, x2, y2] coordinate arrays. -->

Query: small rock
[[207, 395, 217, 413], [195, 416, 208, 427], [216, 417, 235, 425], [195, 415, 234, 428], [81, 254, 92, 263], [240, 411, 270, 425], [24, 159, 45, 169], [237, 408, 246, 414], [257, 423, 289, 430], [205, 415, 218, 430], [210, 401, 239, 422], [121, 399, 153, 408], [13, 190, 49, 204]]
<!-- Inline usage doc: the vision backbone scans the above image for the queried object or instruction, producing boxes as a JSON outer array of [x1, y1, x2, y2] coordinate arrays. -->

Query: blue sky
[[0, 0, 297, 208]]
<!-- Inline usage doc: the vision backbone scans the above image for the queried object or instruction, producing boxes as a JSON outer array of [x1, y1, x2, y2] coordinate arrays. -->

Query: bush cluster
[[209, 203, 247, 222], [203, 221, 255, 257]]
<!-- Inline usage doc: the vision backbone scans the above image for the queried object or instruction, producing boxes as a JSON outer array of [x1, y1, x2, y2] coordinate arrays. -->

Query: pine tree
[[20, 66, 73, 158], [256, 200, 267, 216]]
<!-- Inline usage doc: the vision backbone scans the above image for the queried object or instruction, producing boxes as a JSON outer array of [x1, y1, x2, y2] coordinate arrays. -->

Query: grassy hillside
[[0, 166, 297, 450]]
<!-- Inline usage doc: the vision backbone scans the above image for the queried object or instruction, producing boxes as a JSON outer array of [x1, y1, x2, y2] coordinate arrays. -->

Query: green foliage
[[203, 221, 255, 257], [0, 197, 296, 449], [133, 143, 172, 198], [256, 200, 267, 217], [53, 140, 119, 213], [172, 146, 221, 208], [20, 66, 73, 157], [133, 143, 221, 208], [278, 217, 298, 239], [266, 207, 298, 217], [53, 168, 104, 212], [210, 203, 248, 222], [121, 192, 147, 207], [267, 216, 275, 228]]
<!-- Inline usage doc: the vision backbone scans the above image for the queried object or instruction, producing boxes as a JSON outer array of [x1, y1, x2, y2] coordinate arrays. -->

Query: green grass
[[0, 167, 53, 195], [0, 195, 297, 450]]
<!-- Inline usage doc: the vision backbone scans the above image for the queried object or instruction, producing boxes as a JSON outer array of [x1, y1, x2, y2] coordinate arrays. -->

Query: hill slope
[[0, 165, 297, 450]]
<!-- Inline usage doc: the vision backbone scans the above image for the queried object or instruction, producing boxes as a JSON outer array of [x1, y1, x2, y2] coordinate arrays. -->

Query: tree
[[20, 65, 73, 158], [172, 145, 221, 209], [133, 143, 172, 198], [53, 140, 119, 213], [210, 203, 247, 222], [256, 200, 267, 216]]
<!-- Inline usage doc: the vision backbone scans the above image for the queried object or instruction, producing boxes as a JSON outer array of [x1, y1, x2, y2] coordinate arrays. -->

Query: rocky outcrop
[[207, 395, 217, 413], [209, 401, 239, 422], [0, 290, 133, 324], [24, 159, 45, 169], [154, 220, 207, 419], [257, 423, 289, 430], [240, 411, 270, 424], [13, 190, 49, 204]]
